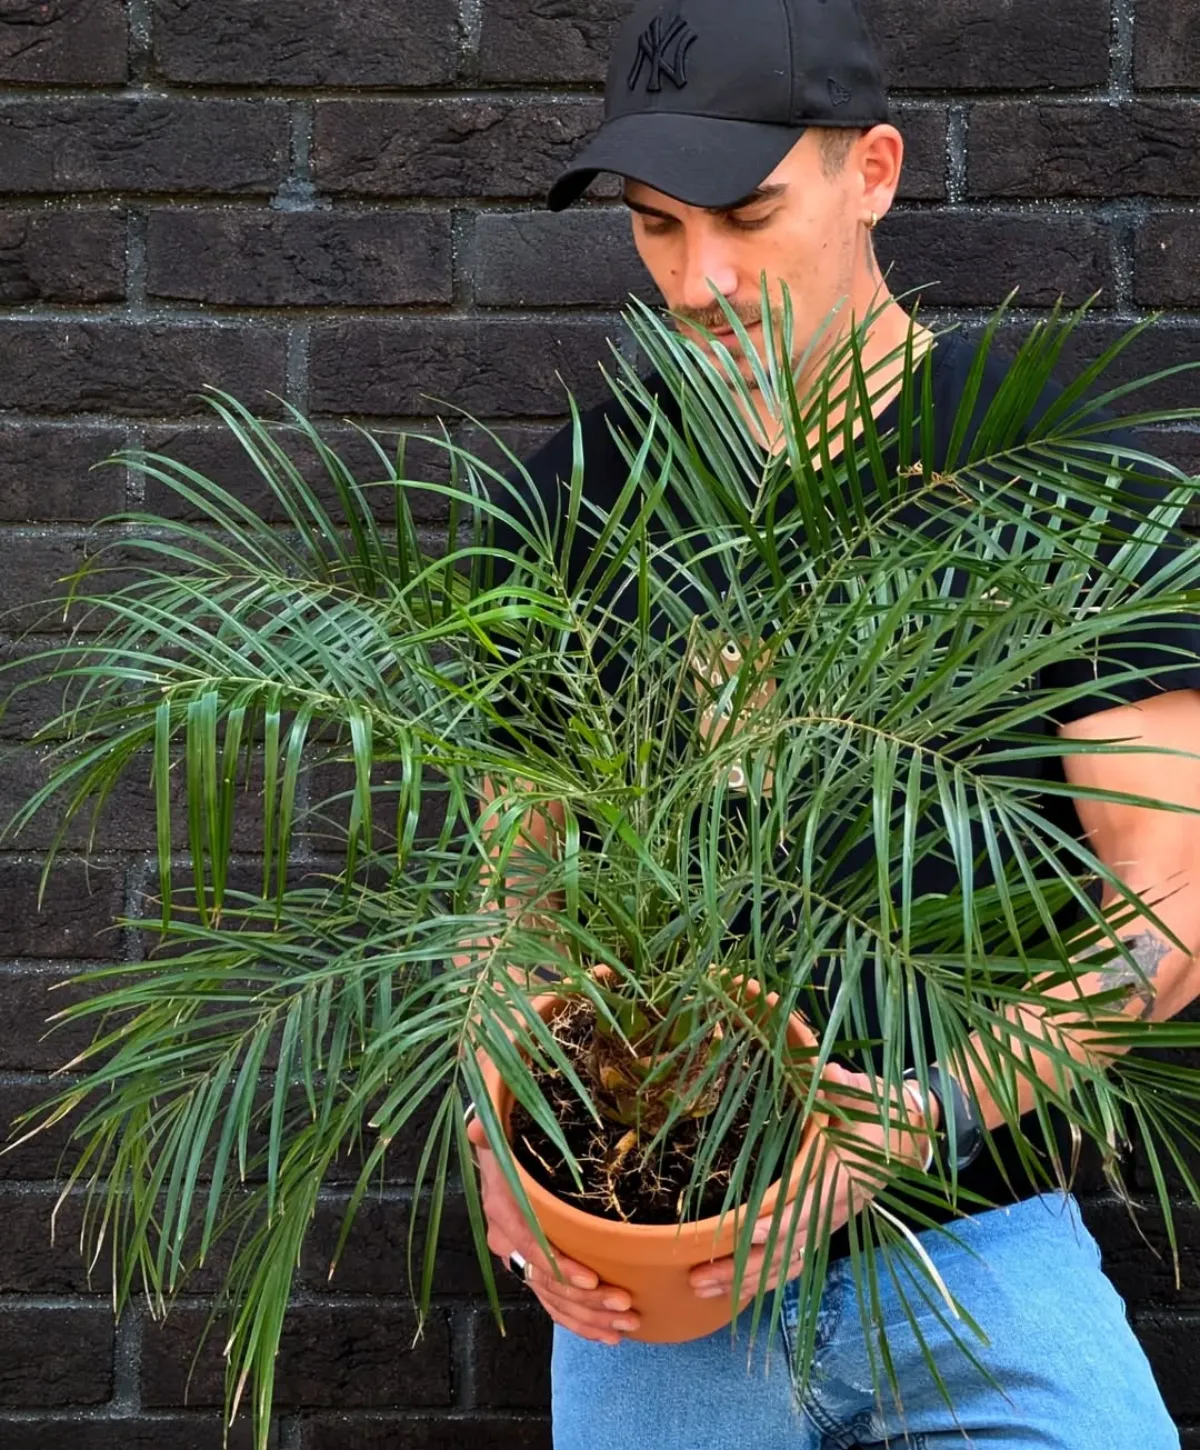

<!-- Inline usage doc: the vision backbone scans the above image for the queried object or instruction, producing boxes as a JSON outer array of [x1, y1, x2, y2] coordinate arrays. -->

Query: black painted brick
[[0, 1187, 111, 1294], [467, 1302, 553, 1410], [0, 210, 125, 304], [153, 0, 458, 87], [0, 963, 123, 1069], [474, 210, 652, 309], [1085, 1197, 1200, 1308], [300, 1418, 552, 1450], [0, 425, 126, 521], [1136, 215, 1200, 308], [0, 1423, 268, 1450], [141, 1303, 452, 1408], [890, 104, 949, 202], [878, 212, 1113, 308], [0, 0, 127, 84], [0, 862, 124, 960], [0, 1077, 80, 1180], [994, 321, 1200, 417], [308, 317, 616, 419], [0, 531, 130, 635], [300, 1192, 520, 1300], [1, 744, 268, 855], [1135, 0, 1200, 88], [476, 0, 1110, 90], [1131, 1311, 1200, 1418], [869, 0, 1112, 90], [302, 756, 450, 860], [0, 1306, 113, 1406], [0, 636, 80, 739], [0, 321, 286, 416], [969, 102, 1200, 200], [476, 0, 626, 83], [0, 100, 290, 195], [1146, 429, 1200, 484], [458, 422, 560, 478], [311, 99, 607, 200], [145, 210, 454, 308], [137, 421, 461, 524]]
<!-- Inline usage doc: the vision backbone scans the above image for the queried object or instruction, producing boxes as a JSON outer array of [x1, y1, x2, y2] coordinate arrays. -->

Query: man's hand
[[466, 1113, 642, 1345], [689, 1061, 934, 1305]]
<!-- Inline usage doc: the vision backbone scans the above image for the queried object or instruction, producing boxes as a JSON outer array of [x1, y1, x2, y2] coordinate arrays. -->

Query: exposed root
[[509, 996, 779, 1225]]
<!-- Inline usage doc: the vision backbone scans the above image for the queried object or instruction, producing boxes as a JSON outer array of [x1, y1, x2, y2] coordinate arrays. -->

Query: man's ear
[[858, 124, 904, 222]]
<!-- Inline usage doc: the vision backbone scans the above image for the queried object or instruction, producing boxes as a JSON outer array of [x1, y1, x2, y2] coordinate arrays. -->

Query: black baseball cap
[[547, 0, 889, 213]]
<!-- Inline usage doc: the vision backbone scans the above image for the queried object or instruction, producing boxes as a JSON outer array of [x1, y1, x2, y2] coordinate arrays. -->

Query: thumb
[[466, 1113, 492, 1152]]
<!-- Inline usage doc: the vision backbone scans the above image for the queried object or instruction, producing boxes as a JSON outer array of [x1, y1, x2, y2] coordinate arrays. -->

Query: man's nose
[[676, 234, 740, 316]]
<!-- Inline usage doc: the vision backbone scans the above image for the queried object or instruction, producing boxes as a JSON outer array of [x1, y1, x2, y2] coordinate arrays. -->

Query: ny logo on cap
[[628, 12, 697, 93]]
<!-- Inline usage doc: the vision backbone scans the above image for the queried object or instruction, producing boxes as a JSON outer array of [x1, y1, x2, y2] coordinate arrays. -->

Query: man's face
[[624, 129, 868, 387]]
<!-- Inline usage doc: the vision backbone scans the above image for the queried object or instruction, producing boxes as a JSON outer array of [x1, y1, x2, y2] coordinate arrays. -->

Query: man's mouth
[[709, 320, 757, 340]]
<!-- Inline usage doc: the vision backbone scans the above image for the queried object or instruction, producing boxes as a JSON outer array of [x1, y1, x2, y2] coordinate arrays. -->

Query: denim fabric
[[551, 1191, 1179, 1449]]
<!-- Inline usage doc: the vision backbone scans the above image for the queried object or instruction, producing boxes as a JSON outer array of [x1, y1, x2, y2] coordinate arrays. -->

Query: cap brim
[[547, 112, 807, 212]]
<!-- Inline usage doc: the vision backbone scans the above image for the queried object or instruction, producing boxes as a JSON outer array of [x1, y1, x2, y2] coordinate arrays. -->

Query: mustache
[[673, 302, 764, 333]]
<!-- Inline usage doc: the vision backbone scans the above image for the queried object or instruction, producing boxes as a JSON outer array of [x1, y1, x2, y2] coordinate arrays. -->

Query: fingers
[[472, 1132, 640, 1343], [524, 1259, 641, 1345]]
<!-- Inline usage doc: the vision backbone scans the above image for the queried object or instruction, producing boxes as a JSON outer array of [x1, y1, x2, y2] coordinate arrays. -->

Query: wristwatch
[[902, 1065, 985, 1172]]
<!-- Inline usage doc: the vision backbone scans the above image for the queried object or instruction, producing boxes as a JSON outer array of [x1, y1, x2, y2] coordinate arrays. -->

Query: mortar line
[[1110, 0, 1136, 98], [125, 208, 148, 315], [459, 0, 484, 81], [126, 0, 153, 87], [273, 100, 323, 213], [946, 104, 969, 205], [286, 323, 312, 414], [109, 1307, 143, 1412]]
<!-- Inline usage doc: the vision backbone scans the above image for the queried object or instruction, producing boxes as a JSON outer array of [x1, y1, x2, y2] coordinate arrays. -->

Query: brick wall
[[1, 2, 1199, 1446]]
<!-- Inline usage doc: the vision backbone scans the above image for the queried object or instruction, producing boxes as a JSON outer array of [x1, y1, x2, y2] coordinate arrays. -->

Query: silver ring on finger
[[507, 1250, 531, 1284]]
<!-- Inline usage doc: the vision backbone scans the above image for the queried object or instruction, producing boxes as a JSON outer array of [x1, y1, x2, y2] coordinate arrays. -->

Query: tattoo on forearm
[[1081, 930, 1172, 1021]]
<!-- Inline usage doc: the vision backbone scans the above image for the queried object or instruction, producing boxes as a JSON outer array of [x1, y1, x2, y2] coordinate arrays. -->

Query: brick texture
[[0, 321, 286, 416], [969, 103, 1200, 199], [0, 425, 126, 520], [0, 100, 290, 195], [477, 0, 1113, 90], [1134, 0, 1200, 88], [0, 1307, 113, 1405], [0, 210, 125, 304], [1136, 215, 1200, 308], [0, 0, 1198, 1444], [152, 0, 459, 87], [141, 1305, 452, 1408], [0, 1425, 267, 1450], [145, 210, 454, 308], [308, 317, 615, 417], [0, 0, 127, 84], [312, 100, 607, 200]]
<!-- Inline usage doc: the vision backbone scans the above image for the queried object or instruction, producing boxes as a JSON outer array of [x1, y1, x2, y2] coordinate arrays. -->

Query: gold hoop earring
[[867, 211, 879, 232]]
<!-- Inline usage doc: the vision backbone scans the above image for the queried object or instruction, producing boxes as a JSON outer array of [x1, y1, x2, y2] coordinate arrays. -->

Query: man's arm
[[943, 688, 1200, 1135], [451, 773, 568, 989]]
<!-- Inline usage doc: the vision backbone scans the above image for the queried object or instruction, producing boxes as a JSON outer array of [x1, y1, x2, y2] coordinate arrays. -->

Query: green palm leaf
[[4, 287, 1200, 1447]]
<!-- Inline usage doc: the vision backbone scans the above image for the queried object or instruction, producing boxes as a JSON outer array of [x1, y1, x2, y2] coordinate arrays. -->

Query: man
[[465, 0, 1200, 1445]]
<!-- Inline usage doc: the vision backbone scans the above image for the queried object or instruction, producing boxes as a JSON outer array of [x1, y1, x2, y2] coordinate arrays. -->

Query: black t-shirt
[[484, 327, 1200, 1252]]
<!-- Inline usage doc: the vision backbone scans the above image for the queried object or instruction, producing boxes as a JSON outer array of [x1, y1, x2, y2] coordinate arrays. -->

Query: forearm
[[457, 775, 569, 991], [947, 919, 1200, 1137]]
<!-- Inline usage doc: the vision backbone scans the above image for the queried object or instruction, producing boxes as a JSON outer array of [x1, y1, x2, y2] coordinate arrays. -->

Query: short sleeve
[[1041, 434, 1200, 726]]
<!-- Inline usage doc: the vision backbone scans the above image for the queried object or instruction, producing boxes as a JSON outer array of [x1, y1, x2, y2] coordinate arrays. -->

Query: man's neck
[[749, 298, 935, 458]]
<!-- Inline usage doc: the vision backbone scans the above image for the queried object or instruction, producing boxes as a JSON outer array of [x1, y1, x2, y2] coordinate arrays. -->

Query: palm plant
[[6, 286, 1200, 1447]]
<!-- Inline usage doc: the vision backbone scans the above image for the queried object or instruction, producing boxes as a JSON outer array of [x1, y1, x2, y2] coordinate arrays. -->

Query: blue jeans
[[552, 1191, 1178, 1449]]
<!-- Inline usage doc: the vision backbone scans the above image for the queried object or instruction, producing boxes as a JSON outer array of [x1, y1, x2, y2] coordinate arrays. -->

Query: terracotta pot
[[479, 978, 824, 1344]]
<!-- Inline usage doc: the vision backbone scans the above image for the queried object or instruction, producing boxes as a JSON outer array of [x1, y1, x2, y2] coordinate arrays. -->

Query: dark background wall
[[1, 1, 1199, 1447]]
